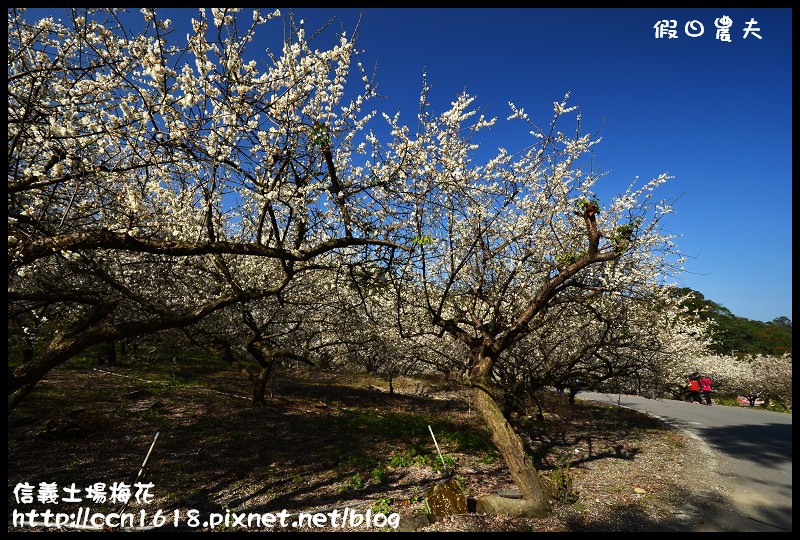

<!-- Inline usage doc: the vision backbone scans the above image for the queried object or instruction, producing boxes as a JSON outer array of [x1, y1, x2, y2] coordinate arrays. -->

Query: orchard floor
[[8, 360, 713, 532]]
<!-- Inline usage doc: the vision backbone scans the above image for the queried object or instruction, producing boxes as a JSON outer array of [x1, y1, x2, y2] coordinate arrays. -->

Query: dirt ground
[[8, 361, 711, 532]]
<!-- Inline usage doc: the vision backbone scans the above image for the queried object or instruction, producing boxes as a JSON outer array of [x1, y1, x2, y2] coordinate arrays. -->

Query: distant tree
[[770, 316, 792, 328], [669, 287, 733, 320], [712, 316, 792, 356]]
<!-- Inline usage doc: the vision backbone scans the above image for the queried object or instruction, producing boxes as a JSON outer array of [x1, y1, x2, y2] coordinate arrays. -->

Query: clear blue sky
[[19, 8, 792, 323]]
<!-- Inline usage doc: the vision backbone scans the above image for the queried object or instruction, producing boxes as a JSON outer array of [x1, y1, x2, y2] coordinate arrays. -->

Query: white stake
[[428, 425, 448, 474]]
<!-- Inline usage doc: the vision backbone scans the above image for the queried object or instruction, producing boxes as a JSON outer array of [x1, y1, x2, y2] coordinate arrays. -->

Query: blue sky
[[18, 8, 792, 322], [282, 7, 795, 323]]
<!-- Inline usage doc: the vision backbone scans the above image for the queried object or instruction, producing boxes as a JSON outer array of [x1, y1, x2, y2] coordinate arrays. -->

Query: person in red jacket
[[687, 376, 701, 404], [700, 375, 713, 405]]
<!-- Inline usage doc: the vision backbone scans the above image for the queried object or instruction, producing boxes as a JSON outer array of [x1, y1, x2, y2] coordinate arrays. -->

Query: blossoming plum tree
[[8, 7, 407, 409], [380, 84, 695, 513]]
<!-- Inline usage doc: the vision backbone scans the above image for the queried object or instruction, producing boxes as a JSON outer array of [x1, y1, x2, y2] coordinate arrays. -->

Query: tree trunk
[[472, 386, 551, 517], [246, 339, 275, 406], [100, 340, 117, 366], [567, 388, 578, 405], [252, 361, 276, 406], [529, 392, 545, 421]]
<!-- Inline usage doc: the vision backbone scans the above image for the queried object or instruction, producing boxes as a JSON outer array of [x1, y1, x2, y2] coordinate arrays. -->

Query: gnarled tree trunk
[[472, 386, 551, 517], [247, 339, 276, 407], [252, 363, 275, 406], [469, 348, 550, 516]]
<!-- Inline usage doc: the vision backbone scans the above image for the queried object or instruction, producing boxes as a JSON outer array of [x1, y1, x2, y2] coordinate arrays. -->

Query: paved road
[[577, 391, 792, 532]]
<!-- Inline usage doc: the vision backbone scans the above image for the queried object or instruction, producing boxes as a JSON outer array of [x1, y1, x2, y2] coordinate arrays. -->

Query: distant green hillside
[[669, 287, 792, 356]]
